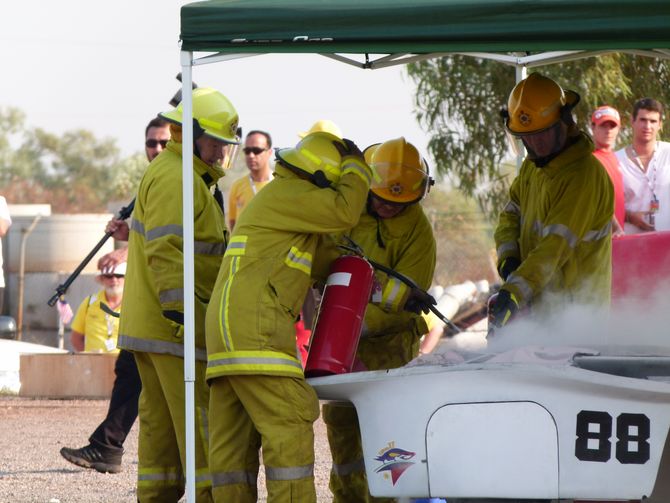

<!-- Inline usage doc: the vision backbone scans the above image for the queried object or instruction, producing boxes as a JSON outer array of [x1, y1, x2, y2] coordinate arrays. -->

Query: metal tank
[[4, 212, 115, 337]]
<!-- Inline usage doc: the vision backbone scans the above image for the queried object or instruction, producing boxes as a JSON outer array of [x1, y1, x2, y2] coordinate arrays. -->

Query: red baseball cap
[[591, 106, 620, 126]]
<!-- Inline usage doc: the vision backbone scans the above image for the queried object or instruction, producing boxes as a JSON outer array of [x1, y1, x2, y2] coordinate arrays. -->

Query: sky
[[1, 0, 431, 160]]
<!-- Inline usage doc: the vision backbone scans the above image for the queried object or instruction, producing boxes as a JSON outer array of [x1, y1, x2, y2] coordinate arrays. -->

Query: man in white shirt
[[0, 196, 11, 313], [616, 98, 670, 233]]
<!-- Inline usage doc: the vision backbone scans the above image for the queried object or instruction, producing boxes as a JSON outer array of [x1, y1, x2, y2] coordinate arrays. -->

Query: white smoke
[[487, 287, 670, 355]]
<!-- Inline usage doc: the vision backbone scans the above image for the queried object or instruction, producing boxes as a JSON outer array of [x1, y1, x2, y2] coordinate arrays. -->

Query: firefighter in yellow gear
[[205, 131, 372, 503], [298, 118, 343, 139], [491, 73, 614, 329], [118, 87, 239, 502], [323, 137, 437, 503]]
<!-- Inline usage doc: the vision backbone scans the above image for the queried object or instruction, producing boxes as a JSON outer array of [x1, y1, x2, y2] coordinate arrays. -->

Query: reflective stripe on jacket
[[118, 140, 227, 358], [206, 159, 371, 379], [494, 132, 614, 310]]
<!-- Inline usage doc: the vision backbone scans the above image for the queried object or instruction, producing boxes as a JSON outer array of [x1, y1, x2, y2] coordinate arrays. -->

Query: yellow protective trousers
[[324, 330, 419, 503], [134, 352, 212, 503], [208, 374, 319, 503], [322, 404, 395, 503]]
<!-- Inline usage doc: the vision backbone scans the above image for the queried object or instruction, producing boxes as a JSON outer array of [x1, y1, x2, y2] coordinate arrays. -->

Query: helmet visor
[[221, 131, 242, 170], [520, 122, 566, 161], [505, 128, 526, 158], [370, 162, 429, 204]]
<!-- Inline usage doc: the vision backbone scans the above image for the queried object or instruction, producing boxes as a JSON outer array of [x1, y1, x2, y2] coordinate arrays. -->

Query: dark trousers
[[89, 349, 142, 455]]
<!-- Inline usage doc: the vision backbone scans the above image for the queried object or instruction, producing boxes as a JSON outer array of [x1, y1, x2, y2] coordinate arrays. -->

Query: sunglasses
[[243, 146, 268, 155], [102, 274, 125, 279], [146, 139, 168, 149]]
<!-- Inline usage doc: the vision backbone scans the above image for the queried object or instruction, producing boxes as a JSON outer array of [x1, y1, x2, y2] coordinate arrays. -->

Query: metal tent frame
[[177, 45, 670, 500]]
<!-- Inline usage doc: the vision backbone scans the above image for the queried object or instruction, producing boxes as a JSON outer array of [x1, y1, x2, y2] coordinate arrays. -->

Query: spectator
[[59, 116, 170, 475], [491, 73, 613, 330], [591, 106, 625, 236], [616, 98, 670, 233], [98, 117, 170, 270], [227, 130, 273, 230], [68, 263, 125, 354], [0, 196, 11, 314], [419, 310, 446, 355]]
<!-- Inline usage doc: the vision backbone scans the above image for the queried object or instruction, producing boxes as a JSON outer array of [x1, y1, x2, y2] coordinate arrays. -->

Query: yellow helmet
[[276, 132, 346, 187], [504, 73, 579, 135], [298, 119, 343, 139], [369, 137, 430, 204], [160, 87, 240, 144], [363, 143, 381, 165]]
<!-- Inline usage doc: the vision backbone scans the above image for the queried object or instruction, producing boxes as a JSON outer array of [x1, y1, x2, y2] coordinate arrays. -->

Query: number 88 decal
[[575, 410, 650, 464]]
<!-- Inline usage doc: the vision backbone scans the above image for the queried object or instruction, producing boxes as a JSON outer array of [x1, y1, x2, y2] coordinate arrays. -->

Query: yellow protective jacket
[[206, 158, 372, 380], [118, 140, 227, 360], [494, 132, 613, 311], [352, 203, 435, 336]]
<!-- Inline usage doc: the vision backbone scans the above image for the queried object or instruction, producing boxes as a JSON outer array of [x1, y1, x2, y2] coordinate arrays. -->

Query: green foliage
[[422, 186, 497, 286], [407, 54, 670, 222], [539, 54, 670, 146], [0, 106, 147, 212], [407, 56, 516, 222], [110, 153, 149, 200]]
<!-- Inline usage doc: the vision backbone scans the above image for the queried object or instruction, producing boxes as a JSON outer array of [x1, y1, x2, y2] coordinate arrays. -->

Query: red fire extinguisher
[[304, 255, 375, 378]]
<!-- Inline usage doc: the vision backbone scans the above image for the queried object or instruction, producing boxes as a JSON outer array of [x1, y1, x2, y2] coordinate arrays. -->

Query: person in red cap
[[591, 105, 625, 236]]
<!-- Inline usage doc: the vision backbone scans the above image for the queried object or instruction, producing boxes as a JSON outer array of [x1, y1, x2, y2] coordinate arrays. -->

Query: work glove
[[498, 256, 521, 281], [403, 287, 437, 315], [333, 138, 365, 162], [487, 289, 519, 329]]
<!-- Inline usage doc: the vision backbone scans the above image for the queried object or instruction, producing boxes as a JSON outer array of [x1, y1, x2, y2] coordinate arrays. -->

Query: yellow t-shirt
[[421, 310, 444, 334], [71, 289, 121, 354], [227, 174, 270, 227]]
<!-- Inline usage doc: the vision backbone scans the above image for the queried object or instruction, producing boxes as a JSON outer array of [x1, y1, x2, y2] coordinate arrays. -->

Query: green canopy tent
[[175, 2, 670, 500], [180, 0, 670, 66]]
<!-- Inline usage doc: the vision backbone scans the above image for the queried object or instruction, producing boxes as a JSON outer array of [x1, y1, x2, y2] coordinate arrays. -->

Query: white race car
[[309, 344, 670, 502]]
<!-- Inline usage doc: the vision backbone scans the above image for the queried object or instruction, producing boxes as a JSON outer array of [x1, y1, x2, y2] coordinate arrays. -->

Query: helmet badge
[[390, 183, 404, 195], [518, 111, 532, 127]]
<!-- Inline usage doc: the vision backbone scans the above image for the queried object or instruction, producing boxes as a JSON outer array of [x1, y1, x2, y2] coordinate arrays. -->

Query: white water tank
[[6, 213, 114, 273]]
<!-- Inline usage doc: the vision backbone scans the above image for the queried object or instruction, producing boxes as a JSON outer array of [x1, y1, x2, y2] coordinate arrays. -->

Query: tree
[[407, 54, 670, 221], [0, 106, 147, 212], [422, 186, 497, 286]]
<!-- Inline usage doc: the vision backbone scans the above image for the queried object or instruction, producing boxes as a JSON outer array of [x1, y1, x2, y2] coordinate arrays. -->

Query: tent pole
[[180, 49, 197, 503], [514, 65, 527, 170]]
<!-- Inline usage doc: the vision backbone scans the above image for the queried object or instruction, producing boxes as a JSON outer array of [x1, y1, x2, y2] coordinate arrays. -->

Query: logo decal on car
[[374, 442, 416, 485]]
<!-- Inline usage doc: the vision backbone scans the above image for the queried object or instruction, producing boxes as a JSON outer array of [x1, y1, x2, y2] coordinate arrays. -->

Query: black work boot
[[60, 444, 122, 474]]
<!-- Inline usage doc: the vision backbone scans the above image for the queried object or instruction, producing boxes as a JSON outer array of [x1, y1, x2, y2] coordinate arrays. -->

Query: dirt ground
[[0, 396, 334, 503]]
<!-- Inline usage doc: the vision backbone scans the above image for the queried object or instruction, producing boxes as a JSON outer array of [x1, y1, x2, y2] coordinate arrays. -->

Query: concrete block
[[19, 353, 117, 399]]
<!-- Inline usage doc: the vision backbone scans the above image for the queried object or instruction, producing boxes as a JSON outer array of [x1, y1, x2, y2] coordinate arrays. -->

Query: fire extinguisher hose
[[339, 237, 461, 333]]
